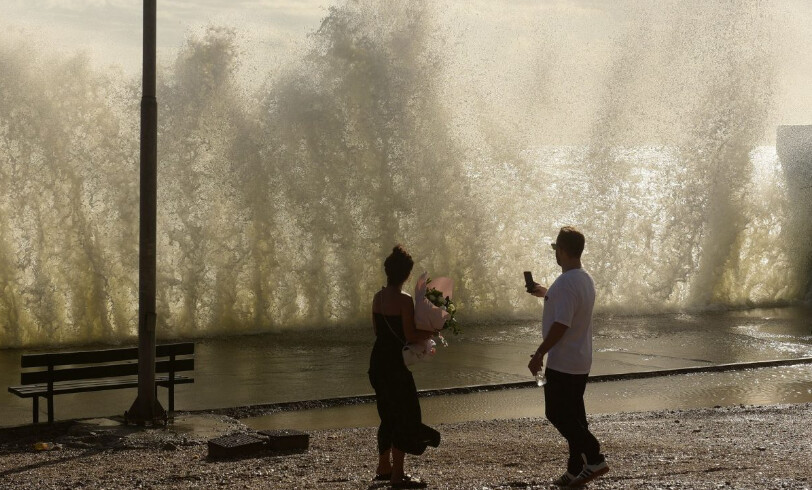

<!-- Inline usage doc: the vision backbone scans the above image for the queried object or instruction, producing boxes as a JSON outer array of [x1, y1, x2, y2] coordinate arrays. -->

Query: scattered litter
[[33, 442, 61, 451]]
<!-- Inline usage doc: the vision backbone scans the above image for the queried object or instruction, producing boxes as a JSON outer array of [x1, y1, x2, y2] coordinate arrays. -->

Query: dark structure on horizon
[[776, 125, 812, 302]]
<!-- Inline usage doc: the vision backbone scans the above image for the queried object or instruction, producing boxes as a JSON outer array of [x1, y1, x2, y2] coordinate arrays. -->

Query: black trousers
[[544, 368, 604, 474]]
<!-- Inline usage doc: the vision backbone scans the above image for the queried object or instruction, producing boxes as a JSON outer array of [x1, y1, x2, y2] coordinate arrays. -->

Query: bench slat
[[21, 358, 194, 385], [9, 375, 194, 397], [21, 342, 195, 368], [22, 347, 137, 368]]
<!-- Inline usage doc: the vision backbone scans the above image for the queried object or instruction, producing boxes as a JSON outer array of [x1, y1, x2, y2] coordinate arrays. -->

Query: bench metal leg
[[47, 367, 54, 424], [168, 358, 176, 414], [33, 396, 39, 424], [155, 383, 164, 412]]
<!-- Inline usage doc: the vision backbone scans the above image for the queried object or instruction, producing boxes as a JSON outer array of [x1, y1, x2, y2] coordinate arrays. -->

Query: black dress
[[368, 313, 440, 455]]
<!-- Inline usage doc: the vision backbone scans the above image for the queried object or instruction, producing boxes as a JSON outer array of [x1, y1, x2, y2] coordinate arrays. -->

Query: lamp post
[[127, 0, 165, 425]]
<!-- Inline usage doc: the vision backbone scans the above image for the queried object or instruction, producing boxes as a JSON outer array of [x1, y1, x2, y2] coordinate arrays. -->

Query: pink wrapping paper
[[414, 272, 453, 332]]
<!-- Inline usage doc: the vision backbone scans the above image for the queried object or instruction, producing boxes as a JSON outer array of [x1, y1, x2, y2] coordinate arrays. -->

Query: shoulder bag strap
[[377, 289, 407, 348]]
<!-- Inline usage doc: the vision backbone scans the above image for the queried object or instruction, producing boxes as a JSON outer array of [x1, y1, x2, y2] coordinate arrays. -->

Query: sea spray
[[0, 0, 807, 348]]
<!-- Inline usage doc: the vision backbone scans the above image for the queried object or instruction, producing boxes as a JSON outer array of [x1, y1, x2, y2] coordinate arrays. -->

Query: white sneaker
[[568, 460, 609, 487], [551, 471, 577, 486]]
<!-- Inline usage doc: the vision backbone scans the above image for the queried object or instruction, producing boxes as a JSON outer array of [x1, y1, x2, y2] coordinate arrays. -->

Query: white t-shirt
[[541, 268, 596, 375]]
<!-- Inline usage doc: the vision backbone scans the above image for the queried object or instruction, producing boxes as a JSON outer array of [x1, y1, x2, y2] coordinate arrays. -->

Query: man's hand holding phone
[[524, 271, 547, 297]]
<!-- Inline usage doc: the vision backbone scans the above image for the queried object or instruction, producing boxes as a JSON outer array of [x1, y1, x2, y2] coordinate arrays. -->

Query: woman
[[369, 245, 440, 489]]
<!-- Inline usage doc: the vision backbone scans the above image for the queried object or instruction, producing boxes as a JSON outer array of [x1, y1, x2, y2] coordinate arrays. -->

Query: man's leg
[[561, 371, 609, 487], [545, 370, 604, 472], [544, 369, 587, 475], [571, 373, 603, 466]]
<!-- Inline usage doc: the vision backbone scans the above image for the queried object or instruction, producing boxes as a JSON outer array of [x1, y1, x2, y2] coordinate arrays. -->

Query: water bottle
[[530, 352, 546, 386]]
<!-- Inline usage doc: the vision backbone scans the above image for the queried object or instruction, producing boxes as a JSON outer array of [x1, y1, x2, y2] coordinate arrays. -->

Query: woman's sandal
[[391, 475, 427, 489]]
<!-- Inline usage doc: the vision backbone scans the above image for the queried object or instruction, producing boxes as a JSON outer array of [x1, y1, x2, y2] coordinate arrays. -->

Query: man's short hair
[[556, 226, 585, 258]]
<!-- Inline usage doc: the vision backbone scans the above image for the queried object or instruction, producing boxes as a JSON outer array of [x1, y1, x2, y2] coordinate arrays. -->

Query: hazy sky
[[4, 0, 329, 76], [3, 0, 811, 131]]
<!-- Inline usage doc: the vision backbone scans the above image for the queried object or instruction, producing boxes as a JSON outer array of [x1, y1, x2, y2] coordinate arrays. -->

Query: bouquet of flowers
[[414, 272, 460, 340], [424, 285, 460, 334]]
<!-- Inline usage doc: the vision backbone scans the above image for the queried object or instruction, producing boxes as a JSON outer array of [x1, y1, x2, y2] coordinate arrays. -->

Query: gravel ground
[[0, 403, 810, 489]]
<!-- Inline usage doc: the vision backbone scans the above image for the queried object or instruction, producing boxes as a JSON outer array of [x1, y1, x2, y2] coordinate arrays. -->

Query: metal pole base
[[125, 396, 167, 426]]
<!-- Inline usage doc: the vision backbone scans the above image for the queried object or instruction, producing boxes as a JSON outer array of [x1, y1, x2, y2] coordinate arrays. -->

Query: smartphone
[[523, 271, 535, 292]]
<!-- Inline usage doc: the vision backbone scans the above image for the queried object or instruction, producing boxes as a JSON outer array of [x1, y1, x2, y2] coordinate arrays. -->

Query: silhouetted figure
[[527, 227, 609, 487], [369, 245, 439, 489]]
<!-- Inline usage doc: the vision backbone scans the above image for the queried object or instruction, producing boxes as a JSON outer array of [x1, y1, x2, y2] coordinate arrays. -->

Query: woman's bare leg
[[391, 447, 405, 483], [377, 448, 392, 476]]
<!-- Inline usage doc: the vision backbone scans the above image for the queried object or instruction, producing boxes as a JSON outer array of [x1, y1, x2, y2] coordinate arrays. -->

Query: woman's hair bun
[[384, 244, 414, 285], [392, 245, 409, 257]]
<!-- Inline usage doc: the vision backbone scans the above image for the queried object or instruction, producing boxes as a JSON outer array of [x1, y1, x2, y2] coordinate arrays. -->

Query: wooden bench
[[7, 342, 194, 424]]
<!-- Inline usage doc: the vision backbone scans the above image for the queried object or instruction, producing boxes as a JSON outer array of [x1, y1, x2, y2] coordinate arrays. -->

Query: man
[[527, 226, 609, 487]]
